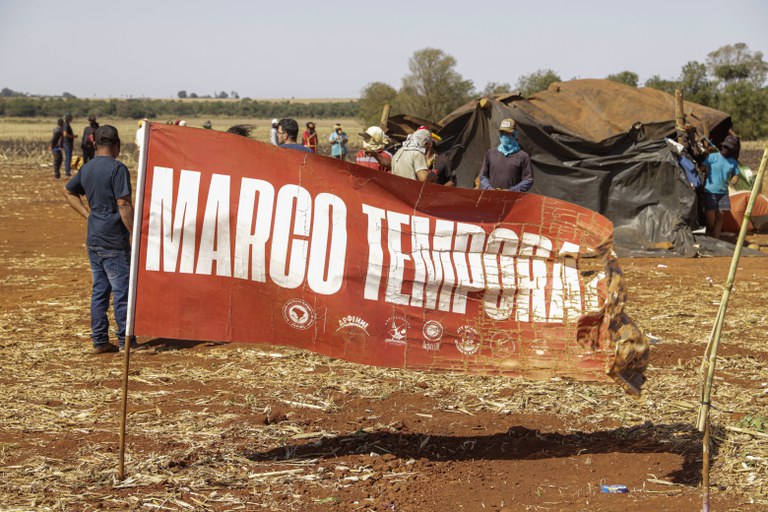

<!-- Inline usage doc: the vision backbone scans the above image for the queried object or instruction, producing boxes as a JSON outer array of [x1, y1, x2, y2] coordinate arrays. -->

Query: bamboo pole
[[675, 89, 685, 144], [379, 103, 391, 130], [697, 141, 768, 432], [702, 415, 711, 512]]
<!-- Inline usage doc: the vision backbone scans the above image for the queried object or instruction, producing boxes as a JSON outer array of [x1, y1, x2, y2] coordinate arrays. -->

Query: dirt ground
[[1, 159, 767, 512]]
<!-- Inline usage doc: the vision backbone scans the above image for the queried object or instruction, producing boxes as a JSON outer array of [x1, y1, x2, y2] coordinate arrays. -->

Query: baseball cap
[[722, 135, 739, 150], [95, 125, 120, 146], [499, 118, 516, 133]]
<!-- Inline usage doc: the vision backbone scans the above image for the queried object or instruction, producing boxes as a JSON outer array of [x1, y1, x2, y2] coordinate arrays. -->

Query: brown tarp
[[440, 79, 732, 143], [429, 79, 742, 256]]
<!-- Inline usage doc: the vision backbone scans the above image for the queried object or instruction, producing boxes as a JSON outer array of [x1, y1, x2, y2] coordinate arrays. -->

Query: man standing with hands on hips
[[64, 125, 138, 354], [479, 118, 534, 192]]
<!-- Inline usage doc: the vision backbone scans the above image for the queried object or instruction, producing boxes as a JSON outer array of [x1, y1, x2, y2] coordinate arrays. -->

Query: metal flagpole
[[118, 121, 152, 480]]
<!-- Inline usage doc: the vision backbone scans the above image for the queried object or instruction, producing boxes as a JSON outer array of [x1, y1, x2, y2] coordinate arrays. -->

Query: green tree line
[[4, 42, 766, 138], [0, 96, 359, 120], [359, 43, 767, 139]]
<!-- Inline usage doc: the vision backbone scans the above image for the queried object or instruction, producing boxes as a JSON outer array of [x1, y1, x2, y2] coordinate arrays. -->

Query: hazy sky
[[2, 0, 766, 99]]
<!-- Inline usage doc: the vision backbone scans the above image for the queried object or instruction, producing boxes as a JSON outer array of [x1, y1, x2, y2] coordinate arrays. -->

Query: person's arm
[[509, 153, 534, 192], [117, 196, 134, 239], [64, 187, 89, 219], [479, 154, 492, 190], [729, 160, 740, 185], [371, 151, 392, 170], [509, 179, 533, 192], [414, 153, 429, 181]]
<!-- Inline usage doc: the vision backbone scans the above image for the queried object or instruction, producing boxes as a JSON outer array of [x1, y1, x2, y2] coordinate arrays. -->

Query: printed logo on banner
[[455, 325, 480, 355], [336, 315, 370, 343], [489, 332, 518, 357], [283, 299, 315, 330], [422, 320, 443, 351], [384, 315, 409, 345]]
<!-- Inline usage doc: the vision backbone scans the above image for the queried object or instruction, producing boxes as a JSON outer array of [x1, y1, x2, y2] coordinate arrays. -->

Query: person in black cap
[[81, 115, 99, 164], [64, 125, 139, 354]]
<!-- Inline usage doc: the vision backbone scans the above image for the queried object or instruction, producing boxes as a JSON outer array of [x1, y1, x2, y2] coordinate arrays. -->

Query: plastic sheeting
[[433, 80, 744, 257]]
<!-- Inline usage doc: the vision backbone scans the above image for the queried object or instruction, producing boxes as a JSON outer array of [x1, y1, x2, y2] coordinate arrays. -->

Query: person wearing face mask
[[479, 118, 533, 192]]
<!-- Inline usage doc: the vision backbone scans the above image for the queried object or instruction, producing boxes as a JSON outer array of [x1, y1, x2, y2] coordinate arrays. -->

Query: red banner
[[132, 124, 647, 394]]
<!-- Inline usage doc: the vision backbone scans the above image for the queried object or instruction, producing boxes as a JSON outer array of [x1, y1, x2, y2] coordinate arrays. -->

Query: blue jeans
[[63, 143, 73, 176], [87, 246, 134, 348]]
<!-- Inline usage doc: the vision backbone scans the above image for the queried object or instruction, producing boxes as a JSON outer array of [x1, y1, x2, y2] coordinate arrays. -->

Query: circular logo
[[489, 332, 518, 357], [422, 320, 444, 342], [282, 299, 315, 330], [455, 325, 480, 356]]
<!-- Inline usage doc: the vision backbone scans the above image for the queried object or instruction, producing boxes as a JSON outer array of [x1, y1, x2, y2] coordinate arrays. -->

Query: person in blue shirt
[[329, 123, 348, 160], [277, 118, 313, 153], [702, 137, 740, 239], [64, 125, 138, 353]]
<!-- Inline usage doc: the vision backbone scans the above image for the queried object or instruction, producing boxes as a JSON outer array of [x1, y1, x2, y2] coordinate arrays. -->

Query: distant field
[[0, 117, 365, 146], [173, 98, 357, 104]]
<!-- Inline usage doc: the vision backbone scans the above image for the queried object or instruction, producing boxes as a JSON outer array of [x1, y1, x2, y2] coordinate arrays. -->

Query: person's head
[[499, 118, 516, 138], [721, 135, 740, 160], [57, 118, 64, 127], [306, 121, 315, 133], [359, 126, 391, 153], [334, 123, 343, 134], [88, 114, 98, 128], [94, 125, 121, 157], [277, 118, 299, 144], [271, 118, 279, 128], [226, 124, 256, 137], [203, 120, 212, 129], [64, 113, 72, 122], [402, 129, 433, 153]]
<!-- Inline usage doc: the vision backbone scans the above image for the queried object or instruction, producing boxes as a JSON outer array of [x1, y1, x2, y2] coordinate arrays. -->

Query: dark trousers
[[53, 149, 63, 178], [82, 146, 95, 163], [63, 143, 73, 176]]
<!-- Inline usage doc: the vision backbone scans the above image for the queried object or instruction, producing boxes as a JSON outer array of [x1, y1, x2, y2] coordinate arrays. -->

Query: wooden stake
[[379, 104, 391, 131], [697, 141, 768, 432], [675, 89, 686, 144], [702, 415, 711, 512], [118, 341, 132, 479]]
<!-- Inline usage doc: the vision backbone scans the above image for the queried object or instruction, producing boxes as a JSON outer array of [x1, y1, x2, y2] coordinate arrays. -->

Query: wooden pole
[[675, 89, 686, 144], [702, 415, 711, 512], [118, 341, 132, 479], [379, 104, 391, 131], [117, 121, 150, 480], [697, 141, 768, 431]]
